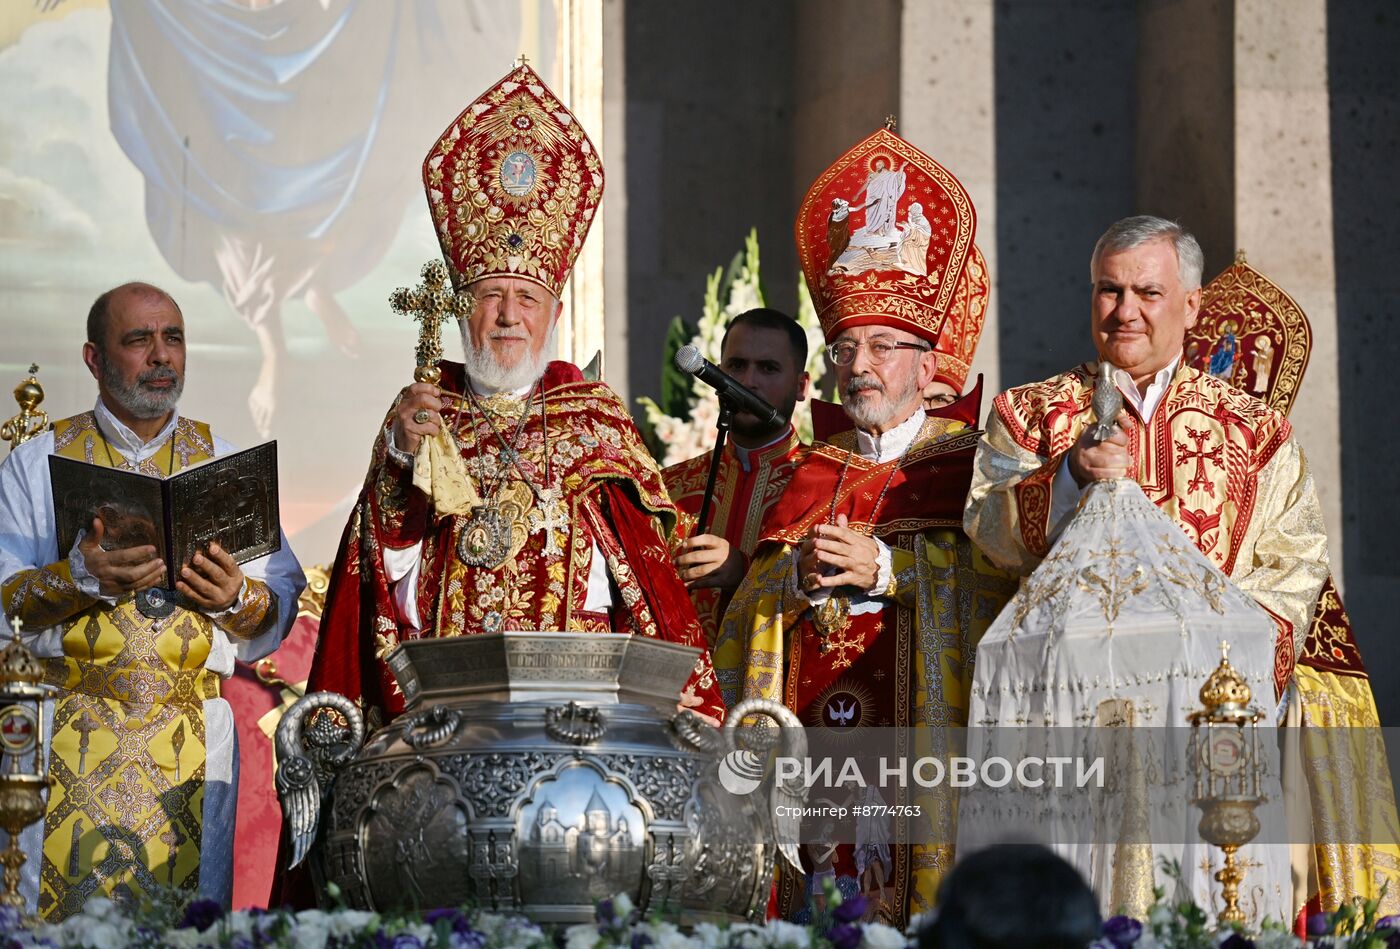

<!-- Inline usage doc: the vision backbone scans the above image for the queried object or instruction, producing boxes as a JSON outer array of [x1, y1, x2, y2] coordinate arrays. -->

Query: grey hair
[[1089, 216, 1204, 289]]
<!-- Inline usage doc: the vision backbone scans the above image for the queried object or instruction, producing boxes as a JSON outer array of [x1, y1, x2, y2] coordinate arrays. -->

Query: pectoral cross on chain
[[528, 485, 568, 557], [390, 259, 475, 385]]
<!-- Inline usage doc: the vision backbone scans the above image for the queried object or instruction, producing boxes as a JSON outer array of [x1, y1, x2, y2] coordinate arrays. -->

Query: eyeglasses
[[826, 339, 931, 366]]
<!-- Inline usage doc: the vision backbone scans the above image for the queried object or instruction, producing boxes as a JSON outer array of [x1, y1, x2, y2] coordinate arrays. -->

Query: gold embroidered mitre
[[932, 243, 990, 390], [1184, 251, 1312, 418], [423, 62, 604, 297], [796, 128, 976, 344]]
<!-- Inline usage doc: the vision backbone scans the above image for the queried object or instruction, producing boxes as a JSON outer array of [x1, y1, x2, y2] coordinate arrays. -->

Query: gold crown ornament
[[422, 62, 604, 299], [796, 126, 976, 344]]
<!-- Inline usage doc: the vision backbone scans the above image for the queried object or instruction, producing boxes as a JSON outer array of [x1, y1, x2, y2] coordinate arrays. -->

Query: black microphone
[[674, 345, 782, 427]]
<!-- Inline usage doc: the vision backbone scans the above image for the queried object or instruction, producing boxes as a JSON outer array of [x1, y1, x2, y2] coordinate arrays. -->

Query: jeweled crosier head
[[83, 283, 186, 422], [830, 324, 936, 434], [459, 275, 560, 391]]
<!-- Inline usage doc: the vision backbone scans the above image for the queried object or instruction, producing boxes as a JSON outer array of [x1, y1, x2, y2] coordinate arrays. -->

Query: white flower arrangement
[[1, 871, 1391, 949]]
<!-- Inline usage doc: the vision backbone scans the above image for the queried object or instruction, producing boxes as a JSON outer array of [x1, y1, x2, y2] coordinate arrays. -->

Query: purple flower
[[392, 934, 424, 949], [828, 922, 863, 949], [1217, 935, 1255, 949], [229, 937, 255, 949], [1101, 916, 1143, 948], [0, 907, 24, 933], [596, 899, 616, 925], [833, 894, 869, 923], [1305, 912, 1333, 937], [631, 933, 653, 949], [1380, 915, 1400, 930], [425, 908, 475, 937], [178, 899, 225, 932]]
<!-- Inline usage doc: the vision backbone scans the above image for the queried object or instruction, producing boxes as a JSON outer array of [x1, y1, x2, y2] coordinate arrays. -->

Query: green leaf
[[659, 316, 699, 418]]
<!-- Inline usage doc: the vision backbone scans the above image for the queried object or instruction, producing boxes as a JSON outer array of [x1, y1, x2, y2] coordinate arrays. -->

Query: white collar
[[731, 426, 794, 473], [854, 406, 926, 463], [467, 376, 538, 399], [93, 398, 179, 463], [1111, 354, 1180, 418]]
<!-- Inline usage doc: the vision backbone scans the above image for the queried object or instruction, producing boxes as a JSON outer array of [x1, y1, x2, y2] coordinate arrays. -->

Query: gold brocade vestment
[[965, 362, 1328, 699], [716, 417, 1015, 925], [308, 361, 725, 725]]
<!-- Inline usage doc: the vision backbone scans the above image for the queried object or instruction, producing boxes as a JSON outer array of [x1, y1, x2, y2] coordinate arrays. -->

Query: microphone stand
[[695, 396, 736, 536]]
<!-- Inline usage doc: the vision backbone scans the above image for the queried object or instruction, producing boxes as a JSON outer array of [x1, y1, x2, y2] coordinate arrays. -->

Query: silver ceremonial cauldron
[[276, 632, 805, 923]]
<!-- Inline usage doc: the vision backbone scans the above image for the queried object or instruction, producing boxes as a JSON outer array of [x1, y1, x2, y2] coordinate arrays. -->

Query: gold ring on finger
[[413, 409, 432, 424]]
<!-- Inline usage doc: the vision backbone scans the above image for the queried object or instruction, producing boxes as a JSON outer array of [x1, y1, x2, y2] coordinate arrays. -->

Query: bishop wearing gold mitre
[[715, 127, 1016, 926], [1185, 254, 1400, 916], [308, 63, 724, 727]]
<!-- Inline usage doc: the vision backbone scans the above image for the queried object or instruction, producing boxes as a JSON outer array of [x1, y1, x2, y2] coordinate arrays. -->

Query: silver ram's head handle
[[724, 698, 808, 873], [1091, 360, 1124, 442], [274, 691, 366, 870]]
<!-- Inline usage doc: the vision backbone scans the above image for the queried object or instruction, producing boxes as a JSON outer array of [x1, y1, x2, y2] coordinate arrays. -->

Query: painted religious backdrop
[[0, 0, 556, 561]]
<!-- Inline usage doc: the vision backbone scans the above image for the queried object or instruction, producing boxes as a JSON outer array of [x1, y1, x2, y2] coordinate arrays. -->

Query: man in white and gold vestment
[[0, 282, 305, 918]]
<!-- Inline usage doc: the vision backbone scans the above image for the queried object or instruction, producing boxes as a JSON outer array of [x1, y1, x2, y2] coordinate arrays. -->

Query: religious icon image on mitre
[[826, 154, 930, 278], [797, 126, 976, 347], [1184, 251, 1312, 418]]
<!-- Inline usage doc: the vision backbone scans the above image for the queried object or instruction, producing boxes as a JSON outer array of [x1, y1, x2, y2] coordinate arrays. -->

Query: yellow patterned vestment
[[716, 417, 1016, 925], [0, 412, 278, 919], [965, 362, 1328, 693]]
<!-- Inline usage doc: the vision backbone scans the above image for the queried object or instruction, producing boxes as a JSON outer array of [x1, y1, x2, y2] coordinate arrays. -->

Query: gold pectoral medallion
[[456, 504, 513, 568], [813, 595, 852, 651], [136, 586, 179, 620]]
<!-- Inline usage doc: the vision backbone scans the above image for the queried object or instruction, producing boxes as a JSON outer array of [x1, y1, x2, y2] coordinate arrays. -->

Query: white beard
[[460, 322, 558, 393], [843, 373, 919, 432]]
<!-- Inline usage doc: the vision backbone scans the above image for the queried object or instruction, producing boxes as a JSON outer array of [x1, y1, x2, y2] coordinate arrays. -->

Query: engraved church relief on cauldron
[[517, 764, 646, 904], [683, 775, 768, 910], [361, 764, 473, 910]]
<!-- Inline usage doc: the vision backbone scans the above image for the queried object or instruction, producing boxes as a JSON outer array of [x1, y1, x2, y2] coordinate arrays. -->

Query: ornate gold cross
[[389, 259, 475, 385], [528, 485, 568, 557]]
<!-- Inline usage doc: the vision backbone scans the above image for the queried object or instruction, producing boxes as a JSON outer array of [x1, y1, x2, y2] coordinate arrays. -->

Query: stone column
[[1135, 0, 1342, 576], [555, 0, 608, 376], [899, 0, 1000, 400], [601, 0, 628, 399], [1231, 0, 1342, 574]]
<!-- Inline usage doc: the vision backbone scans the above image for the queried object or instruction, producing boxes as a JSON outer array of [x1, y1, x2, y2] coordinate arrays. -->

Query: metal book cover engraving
[[167, 441, 281, 579]]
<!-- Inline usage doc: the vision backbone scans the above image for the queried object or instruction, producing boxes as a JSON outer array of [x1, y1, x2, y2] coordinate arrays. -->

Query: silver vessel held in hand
[[276, 632, 805, 922]]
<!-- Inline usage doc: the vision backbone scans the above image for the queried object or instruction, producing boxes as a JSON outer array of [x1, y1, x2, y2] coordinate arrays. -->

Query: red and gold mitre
[[1184, 251, 1312, 418], [796, 127, 976, 344], [932, 243, 990, 391], [422, 63, 604, 298]]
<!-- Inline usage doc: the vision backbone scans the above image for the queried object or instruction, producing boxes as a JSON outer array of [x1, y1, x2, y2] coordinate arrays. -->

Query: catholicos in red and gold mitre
[[1187, 254, 1400, 916], [307, 63, 723, 735], [717, 127, 1015, 927]]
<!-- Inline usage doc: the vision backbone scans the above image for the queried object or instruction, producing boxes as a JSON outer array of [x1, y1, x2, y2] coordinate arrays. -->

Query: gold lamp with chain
[[2, 364, 49, 452], [0, 616, 52, 910]]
